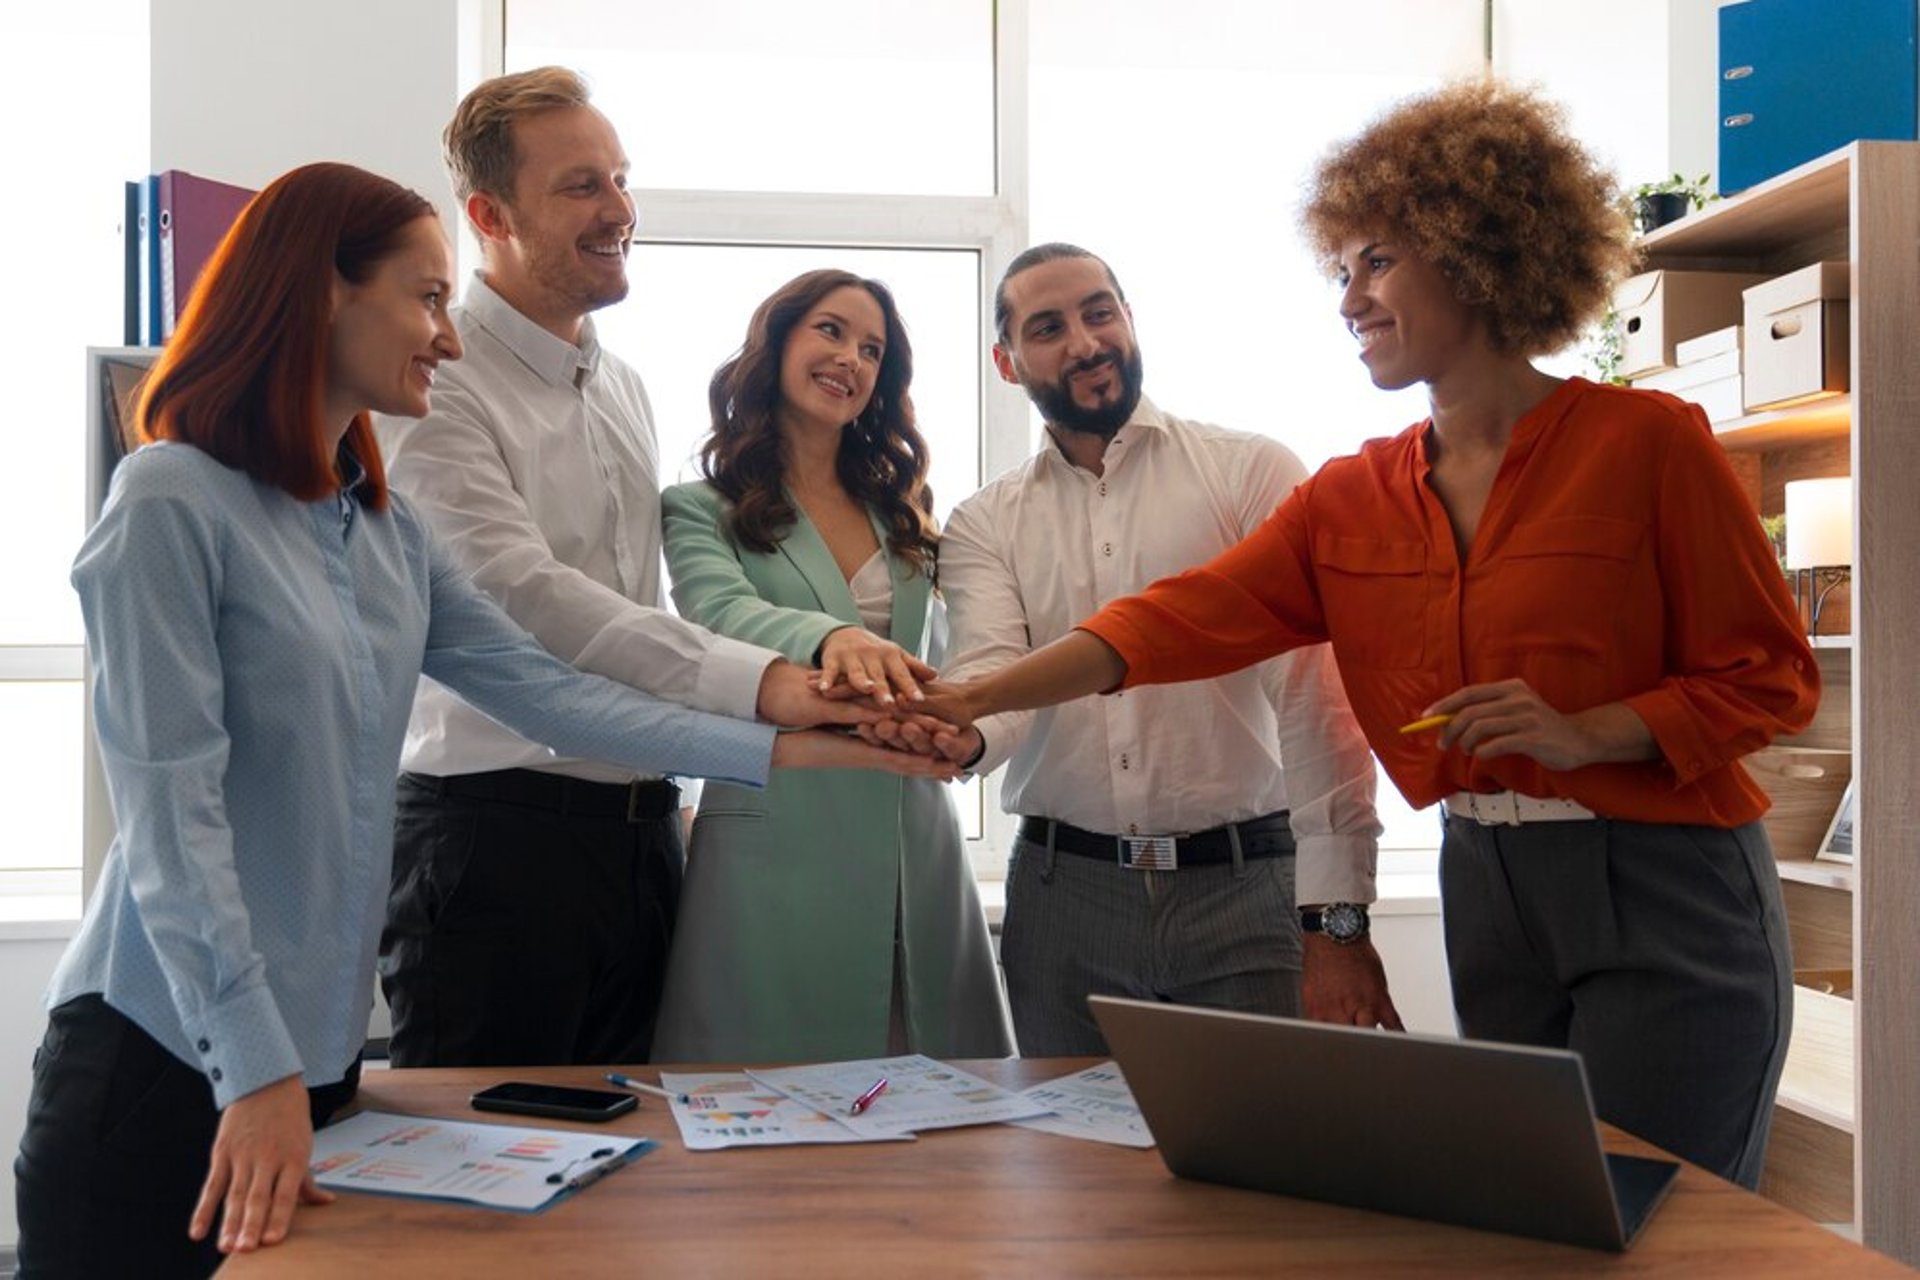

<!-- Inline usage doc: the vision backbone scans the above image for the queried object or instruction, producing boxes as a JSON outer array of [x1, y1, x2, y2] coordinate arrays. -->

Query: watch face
[[1323, 902, 1368, 943]]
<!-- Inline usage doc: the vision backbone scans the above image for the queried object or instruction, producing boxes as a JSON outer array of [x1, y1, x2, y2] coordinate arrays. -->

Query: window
[[508, 0, 996, 196], [1027, 0, 1484, 858], [1, 0, 148, 917]]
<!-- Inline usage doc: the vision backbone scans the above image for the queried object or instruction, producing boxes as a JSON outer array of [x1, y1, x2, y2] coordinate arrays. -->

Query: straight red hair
[[137, 162, 437, 511]]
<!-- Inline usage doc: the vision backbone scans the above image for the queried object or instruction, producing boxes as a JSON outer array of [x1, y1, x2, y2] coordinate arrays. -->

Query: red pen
[[849, 1076, 889, 1115]]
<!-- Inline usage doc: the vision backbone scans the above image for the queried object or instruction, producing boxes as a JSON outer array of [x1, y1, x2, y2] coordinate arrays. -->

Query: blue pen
[[606, 1072, 689, 1105]]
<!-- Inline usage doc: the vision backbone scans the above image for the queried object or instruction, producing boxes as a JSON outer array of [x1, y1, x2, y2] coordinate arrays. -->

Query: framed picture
[[86, 346, 159, 525], [1816, 780, 1856, 864]]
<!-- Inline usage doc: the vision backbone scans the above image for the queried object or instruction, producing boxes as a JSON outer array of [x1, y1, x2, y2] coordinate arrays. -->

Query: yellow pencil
[[1397, 713, 1455, 735]]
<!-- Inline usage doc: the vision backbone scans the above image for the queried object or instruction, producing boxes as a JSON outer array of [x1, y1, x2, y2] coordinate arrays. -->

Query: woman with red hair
[[14, 163, 948, 1278]]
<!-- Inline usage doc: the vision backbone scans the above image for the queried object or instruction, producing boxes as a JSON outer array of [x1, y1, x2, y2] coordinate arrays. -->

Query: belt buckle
[[1469, 792, 1522, 826], [1119, 835, 1177, 871]]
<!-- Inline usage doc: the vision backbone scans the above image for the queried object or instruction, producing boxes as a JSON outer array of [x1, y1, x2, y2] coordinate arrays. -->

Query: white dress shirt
[[939, 399, 1380, 905], [376, 274, 778, 783]]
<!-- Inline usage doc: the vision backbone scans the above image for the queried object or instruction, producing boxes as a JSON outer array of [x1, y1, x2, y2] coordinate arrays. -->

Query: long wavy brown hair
[[701, 269, 937, 574]]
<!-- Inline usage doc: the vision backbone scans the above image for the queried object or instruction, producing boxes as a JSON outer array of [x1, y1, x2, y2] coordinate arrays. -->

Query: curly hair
[[702, 269, 937, 575], [1300, 79, 1636, 357]]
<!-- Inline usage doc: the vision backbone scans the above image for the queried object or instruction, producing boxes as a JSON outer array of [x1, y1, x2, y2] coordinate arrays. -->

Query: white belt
[[1445, 791, 1597, 826]]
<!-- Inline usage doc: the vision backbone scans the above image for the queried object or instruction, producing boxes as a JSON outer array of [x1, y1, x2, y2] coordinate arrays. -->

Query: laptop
[[1090, 995, 1680, 1252]]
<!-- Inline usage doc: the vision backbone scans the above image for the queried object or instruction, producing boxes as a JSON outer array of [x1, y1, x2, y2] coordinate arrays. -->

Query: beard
[[511, 217, 631, 320], [1025, 346, 1144, 439]]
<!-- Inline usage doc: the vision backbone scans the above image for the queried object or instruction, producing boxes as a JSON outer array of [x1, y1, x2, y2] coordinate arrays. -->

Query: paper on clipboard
[[309, 1110, 651, 1212]]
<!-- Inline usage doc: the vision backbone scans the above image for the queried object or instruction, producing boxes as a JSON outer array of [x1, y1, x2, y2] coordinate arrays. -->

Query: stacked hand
[[758, 641, 990, 774], [755, 654, 977, 778], [815, 626, 937, 707]]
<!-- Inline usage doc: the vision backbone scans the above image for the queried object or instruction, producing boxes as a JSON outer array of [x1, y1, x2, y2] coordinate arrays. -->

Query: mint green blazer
[[651, 480, 1011, 1063]]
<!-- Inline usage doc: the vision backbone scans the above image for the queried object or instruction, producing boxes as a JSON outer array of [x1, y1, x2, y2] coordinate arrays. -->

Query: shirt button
[[1120, 753, 1130, 770], [209, 1067, 223, 1083], [1128, 823, 1139, 834], [1793, 658, 1805, 669], [197, 1039, 211, 1052], [1098, 482, 1108, 497], [1102, 543, 1113, 556]]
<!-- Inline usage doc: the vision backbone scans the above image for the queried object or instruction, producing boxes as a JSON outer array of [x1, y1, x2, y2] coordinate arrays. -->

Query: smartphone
[[470, 1081, 638, 1123]]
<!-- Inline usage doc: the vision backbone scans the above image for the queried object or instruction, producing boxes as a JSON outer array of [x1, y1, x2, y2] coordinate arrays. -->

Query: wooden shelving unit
[[1710, 394, 1849, 452], [1641, 141, 1920, 1261]]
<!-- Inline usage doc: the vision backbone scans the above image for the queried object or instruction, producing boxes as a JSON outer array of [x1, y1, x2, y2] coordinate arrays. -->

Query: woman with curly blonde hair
[[916, 80, 1815, 1186]]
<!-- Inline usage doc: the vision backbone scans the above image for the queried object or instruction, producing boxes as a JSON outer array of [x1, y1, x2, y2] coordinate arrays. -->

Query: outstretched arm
[[917, 628, 1128, 730]]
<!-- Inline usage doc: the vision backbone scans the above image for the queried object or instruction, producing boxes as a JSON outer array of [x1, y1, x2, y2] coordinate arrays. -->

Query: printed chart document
[[659, 1071, 913, 1150], [1012, 1061, 1155, 1149], [310, 1111, 651, 1212], [747, 1054, 1049, 1141]]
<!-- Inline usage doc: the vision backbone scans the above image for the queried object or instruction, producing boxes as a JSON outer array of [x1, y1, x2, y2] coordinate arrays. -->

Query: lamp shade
[[1784, 477, 1853, 569]]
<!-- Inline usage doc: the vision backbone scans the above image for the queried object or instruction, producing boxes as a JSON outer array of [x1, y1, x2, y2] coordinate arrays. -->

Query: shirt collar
[[461, 272, 603, 389], [1411, 376, 1587, 479], [335, 447, 368, 499]]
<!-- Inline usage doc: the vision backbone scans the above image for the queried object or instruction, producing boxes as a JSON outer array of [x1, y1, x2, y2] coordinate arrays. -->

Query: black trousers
[[14, 995, 358, 1280], [379, 770, 684, 1068], [1440, 816, 1792, 1188]]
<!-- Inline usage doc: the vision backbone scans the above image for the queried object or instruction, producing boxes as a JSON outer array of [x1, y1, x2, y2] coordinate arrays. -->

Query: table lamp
[[1784, 476, 1852, 637]]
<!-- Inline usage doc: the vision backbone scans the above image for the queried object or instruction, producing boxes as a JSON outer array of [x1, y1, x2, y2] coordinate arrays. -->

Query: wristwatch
[[1300, 902, 1370, 945]]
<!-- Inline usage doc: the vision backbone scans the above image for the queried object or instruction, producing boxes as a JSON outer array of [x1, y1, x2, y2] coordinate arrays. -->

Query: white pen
[[605, 1071, 690, 1105]]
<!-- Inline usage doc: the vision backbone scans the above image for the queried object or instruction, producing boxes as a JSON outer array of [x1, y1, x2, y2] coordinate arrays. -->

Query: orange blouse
[[1081, 378, 1818, 827]]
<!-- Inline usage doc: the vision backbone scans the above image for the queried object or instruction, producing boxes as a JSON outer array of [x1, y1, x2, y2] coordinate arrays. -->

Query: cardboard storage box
[[1743, 262, 1851, 410], [1631, 343, 1744, 422], [1613, 270, 1770, 379], [1633, 372, 1744, 424], [1676, 325, 1741, 364], [1746, 745, 1852, 861]]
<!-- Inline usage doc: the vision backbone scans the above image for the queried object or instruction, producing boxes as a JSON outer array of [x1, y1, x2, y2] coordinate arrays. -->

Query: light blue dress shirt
[[49, 442, 775, 1107]]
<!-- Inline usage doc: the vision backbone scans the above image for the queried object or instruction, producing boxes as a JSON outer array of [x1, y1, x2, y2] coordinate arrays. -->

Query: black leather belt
[[402, 768, 680, 823], [1018, 811, 1292, 870]]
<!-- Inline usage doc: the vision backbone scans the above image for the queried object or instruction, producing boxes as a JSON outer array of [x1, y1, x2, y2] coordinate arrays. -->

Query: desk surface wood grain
[[217, 1059, 1911, 1277]]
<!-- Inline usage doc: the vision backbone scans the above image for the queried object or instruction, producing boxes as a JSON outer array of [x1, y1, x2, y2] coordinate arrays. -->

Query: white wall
[[1374, 902, 1455, 1037], [149, 0, 490, 232], [1669, 0, 1725, 184]]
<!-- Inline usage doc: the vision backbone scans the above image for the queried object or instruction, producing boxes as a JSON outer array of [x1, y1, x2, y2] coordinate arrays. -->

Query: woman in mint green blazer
[[652, 270, 1011, 1063]]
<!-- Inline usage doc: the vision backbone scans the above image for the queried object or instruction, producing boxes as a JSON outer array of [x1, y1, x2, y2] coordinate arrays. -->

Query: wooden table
[[219, 1059, 1910, 1277]]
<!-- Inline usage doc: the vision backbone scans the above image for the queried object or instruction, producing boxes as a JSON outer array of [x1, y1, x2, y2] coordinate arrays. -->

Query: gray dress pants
[[1439, 815, 1792, 1188], [1001, 825, 1301, 1057]]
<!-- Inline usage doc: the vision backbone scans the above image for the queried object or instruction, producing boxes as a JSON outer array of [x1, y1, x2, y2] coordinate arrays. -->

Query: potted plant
[[1584, 305, 1627, 385], [1629, 172, 1718, 233]]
